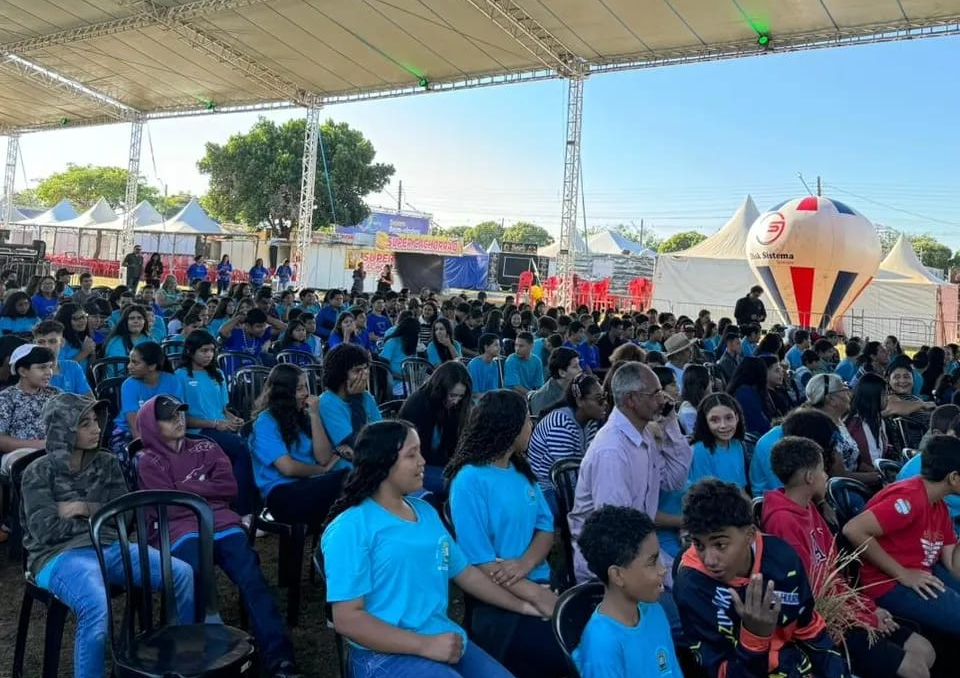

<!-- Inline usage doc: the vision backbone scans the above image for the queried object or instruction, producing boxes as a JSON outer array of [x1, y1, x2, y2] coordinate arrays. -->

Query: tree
[[198, 117, 395, 237], [908, 234, 952, 271], [433, 225, 470, 239], [33, 164, 164, 210], [658, 231, 708, 254], [12, 188, 42, 207], [158, 191, 195, 218], [463, 221, 504, 249], [502, 221, 554, 247], [875, 224, 900, 257]]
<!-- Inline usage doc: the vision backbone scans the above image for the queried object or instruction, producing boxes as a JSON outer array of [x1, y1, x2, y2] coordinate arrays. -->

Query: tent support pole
[[121, 117, 144, 260], [2, 133, 18, 228], [294, 99, 321, 286], [557, 72, 585, 310]]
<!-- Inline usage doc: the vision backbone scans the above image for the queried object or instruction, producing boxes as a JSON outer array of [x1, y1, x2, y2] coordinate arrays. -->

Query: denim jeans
[[173, 532, 293, 670], [198, 428, 256, 516], [44, 543, 195, 678], [876, 563, 960, 635], [350, 642, 515, 678]]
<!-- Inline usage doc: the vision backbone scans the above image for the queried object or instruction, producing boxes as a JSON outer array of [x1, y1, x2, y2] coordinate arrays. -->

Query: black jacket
[[398, 388, 462, 468], [734, 296, 767, 327]]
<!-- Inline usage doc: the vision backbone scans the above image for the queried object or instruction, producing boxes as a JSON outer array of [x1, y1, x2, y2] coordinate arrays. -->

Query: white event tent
[[652, 195, 761, 320], [844, 236, 958, 345], [587, 229, 655, 257], [134, 198, 223, 255]]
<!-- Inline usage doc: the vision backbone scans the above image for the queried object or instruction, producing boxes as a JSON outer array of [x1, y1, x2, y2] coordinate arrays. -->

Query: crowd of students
[[10, 267, 960, 678]]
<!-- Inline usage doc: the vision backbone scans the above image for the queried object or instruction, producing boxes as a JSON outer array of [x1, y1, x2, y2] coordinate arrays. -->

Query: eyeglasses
[[632, 388, 663, 398]]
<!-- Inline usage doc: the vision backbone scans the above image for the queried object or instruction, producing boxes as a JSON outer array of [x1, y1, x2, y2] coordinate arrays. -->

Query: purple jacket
[[136, 396, 242, 545]]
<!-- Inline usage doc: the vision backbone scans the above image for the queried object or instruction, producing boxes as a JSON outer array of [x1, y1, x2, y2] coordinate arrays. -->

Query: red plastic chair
[[590, 279, 611, 311], [517, 270, 534, 300]]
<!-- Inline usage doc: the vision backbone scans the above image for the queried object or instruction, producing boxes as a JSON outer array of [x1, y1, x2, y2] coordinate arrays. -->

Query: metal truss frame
[[120, 118, 144, 258], [294, 101, 322, 283], [556, 74, 584, 311], [2, 133, 18, 228]]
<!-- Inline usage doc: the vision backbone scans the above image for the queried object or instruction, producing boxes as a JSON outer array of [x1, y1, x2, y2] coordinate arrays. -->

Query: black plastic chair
[[246, 500, 312, 628], [11, 450, 66, 678], [550, 457, 581, 589], [300, 363, 324, 396], [400, 357, 432, 397], [228, 366, 271, 422], [312, 551, 348, 677], [494, 355, 506, 388], [217, 351, 260, 385], [368, 360, 391, 404], [89, 490, 255, 677], [378, 399, 405, 419], [91, 357, 130, 385], [276, 349, 319, 366], [874, 458, 901, 486], [160, 338, 184, 357], [826, 477, 872, 529], [95, 377, 125, 445], [892, 416, 927, 454], [551, 581, 605, 678], [902, 447, 920, 463], [751, 496, 765, 527]]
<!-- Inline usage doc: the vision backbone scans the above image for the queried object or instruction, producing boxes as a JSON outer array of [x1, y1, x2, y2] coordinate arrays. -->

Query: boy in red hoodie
[[136, 395, 303, 678], [762, 436, 934, 678]]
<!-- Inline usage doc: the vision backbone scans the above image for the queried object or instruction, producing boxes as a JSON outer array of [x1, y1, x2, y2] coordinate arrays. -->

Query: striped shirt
[[528, 406, 598, 492]]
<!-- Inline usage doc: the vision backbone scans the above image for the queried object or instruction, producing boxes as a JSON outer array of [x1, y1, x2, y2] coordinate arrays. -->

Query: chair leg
[[335, 635, 348, 678], [41, 600, 69, 678], [285, 525, 307, 628], [11, 592, 34, 678]]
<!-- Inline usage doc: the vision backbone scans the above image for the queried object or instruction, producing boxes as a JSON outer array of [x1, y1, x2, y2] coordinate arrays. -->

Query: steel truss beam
[[121, 119, 144, 258], [2, 134, 18, 228], [294, 101, 322, 285], [556, 73, 584, 311]]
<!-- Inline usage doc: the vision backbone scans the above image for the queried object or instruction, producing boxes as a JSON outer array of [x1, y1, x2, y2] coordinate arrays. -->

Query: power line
[[824, 182, 960, 228]]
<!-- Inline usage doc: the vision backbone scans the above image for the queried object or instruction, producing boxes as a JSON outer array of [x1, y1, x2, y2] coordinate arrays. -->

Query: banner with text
[[337, 210, 431, 236], [345, 249, 395, 270], [375, 232, 461, 256]]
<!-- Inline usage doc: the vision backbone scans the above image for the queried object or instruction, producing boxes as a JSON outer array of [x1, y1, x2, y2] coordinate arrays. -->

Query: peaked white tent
[[652, 195, 762, 320], [487, 239, 501, 254], [0, 203, 29, 223], [150, 198, 221, 235], [586, 229, 655, 257], [846, 236, 958, 345], [14, 199, 78, 225], [56, 197, 118, 228], [46, 197, 119, 255], [7, 199, 80, 246], [538, 229, 587, 258]]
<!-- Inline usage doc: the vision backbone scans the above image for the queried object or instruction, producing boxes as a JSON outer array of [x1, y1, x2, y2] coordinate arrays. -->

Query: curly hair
[[771, 436, 825, 486], [323, 343, 370, 392], [444, 389, 534, 485], [692, 393, 746, 451], [324, 419, 415, 530], [254, 363, 310, 453], [181, 329, 223, 383], [682, 478, 753, 536], [578, 505, 656, 585]]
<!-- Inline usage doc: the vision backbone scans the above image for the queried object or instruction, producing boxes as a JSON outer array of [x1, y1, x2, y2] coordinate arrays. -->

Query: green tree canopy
[[33, 164, 164, 211], [658, 231, 708, 254], [908, 234, 952, 271], [463, 221, 504, 249], [198, 117, 395, 237], [502, 221, 554, 247]]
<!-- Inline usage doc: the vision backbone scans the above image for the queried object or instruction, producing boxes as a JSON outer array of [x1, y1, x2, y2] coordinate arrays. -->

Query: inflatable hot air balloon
[[746, 196, 881, 330]]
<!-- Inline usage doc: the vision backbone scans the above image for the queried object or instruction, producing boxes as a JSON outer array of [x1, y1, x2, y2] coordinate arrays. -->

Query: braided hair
[[324, 419, 416, 530], [443, 389, 535, 485]]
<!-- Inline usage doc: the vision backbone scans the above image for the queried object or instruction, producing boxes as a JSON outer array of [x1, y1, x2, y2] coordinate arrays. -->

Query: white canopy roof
[[539, 229, 586, 258], [875, 235, 943, 284], [140, 197, 221, 235], [586, 229, 655, 257], [678, 195, 760, 259], [14, 199, 78, 225], [54, 197, 117, 228], [487, 239, 501, 254], [0, 203, 28, 222]]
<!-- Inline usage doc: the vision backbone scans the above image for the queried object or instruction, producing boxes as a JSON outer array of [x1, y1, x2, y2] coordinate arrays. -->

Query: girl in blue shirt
[[379, 317, 419, 396], [54, 303, 97, 371], [321, 419, 547, 678], [276, 319, 314, 357], [426, 318, 462, 367], [177, 329, 255, 516], [248, 258, 270, 289], [108, 341, 184, 486], [276, 259, 293, 289], [0, 291, 39, 335], [250, 363, 349, 532], [318, 343, 382, 457], [327, 312, 364, 351], [30, 275, 59, 319], [467, 334, 502, 396], [103, 304, 151, 361], [444, 390, 565, 678], [688, 393, 748, 486], [216, 255, 233, 295]]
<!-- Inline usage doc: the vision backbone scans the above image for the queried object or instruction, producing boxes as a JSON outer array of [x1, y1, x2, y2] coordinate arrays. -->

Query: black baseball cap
[[155, 395, 188, 420]]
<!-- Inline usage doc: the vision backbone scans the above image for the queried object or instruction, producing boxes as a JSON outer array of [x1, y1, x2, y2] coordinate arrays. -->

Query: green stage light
[[59, 117, 68, 126], [418, 77, 429, 88], [757, 34, 770, 47]]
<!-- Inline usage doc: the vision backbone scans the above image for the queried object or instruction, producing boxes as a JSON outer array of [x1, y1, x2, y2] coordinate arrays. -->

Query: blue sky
[[7, 34, 960, 247]]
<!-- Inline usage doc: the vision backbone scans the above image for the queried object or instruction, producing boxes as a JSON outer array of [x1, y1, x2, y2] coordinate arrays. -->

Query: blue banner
[[337, 210, 431, 236]]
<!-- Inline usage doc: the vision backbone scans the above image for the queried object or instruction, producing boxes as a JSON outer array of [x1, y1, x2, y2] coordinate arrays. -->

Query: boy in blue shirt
[[740, 324, 760, 357], [366, 296, 392, 342], [503, 331, 544, 395], [574, 505, 681, 678], [467, 333, 502, 397], [33, 320, 91, 395], [578, 325, 601, 372], [563, 321, 585, 351]]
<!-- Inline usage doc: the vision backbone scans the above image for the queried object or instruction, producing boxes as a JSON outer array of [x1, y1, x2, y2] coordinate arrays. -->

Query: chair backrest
[[892, 416, 927, 453], [826, 477, 872, 528], [11, 448, 47, 565], [874, 458, 901, 486], [550, 457, 581, 588], [379, 399, 405, 419], [91, 357, 130, 384], [160, 338, 184, 357], [494, 355, 506, 387], [401, 357, 432, 396], [276, 349, 319, 366], [228, 366, 271, 422], [751, 496, 764, 527], [95, 377, 126, 433], [552, 581, 604, 677], [300, 363, 324, 396], [368, 360, 391, 404], [902, 447, 920, 463], [217, 351, 260, 383], [89, 490, 217, 645]]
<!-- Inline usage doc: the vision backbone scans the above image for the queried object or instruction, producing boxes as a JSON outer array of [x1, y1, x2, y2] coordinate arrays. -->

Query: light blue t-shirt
[[104, 334, 150, 360], [449, 463, 554, 583], [115, 372, 185, 433], [379, 338, 414, 377], [834, 358, 857, 384], [318, 390, 382, 447], [749, 425, 784, 498], [689, 439, 748, 487], [176, 367, 229, 429], [467, 356, 501, 394], [426, 340, 463, 367], [59, 342, 89, 372], [785, 344, 804, 370], [0, 316, 37, 334], [573, 602, 682, 678], [504, 353, 544, 391], [898, 454, 960, 528], [532, 337, 549, 365], [50, 359, 91, 395], [321, 496, 468, 649], [251, 410, 350, 498]]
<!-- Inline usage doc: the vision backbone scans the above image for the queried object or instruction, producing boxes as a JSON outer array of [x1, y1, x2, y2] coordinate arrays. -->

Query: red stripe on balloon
[[790, 267, 815, 327], [796, 196, 819, 211]]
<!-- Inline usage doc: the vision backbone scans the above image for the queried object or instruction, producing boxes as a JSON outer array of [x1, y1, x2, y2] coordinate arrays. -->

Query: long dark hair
[[384, 316, 419, 356], [431, 318, 456, 363], [422, 361, 472, 430], [255, 363, 310, 452], [444, 390, 535, 485], [280, 319, 309, 350], [131, 341, 172, 375], [726, 356, 770, 398], [182, 329, 223, 383], [484, 309, 503, 334], [105, 304, 148, 353], [54, 302, 89, 349], [848, 372, 886, 446], [681, 364, 711, 410], [922, 346, 946, 398], [693, 393, 746, 451], [324, 420, 416, 529], [0, 291, 36, 319]]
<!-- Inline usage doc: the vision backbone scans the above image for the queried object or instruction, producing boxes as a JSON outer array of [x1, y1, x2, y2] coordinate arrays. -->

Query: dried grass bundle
[[809, 541, 880, 648]]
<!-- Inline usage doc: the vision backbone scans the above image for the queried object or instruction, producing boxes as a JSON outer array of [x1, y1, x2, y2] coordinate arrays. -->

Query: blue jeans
[[199, 428, 256, 516], [173, 532, 292, 670], [876, 563, 960, 635], [350, 642, 515, 678], [44, 543, 194, 678]]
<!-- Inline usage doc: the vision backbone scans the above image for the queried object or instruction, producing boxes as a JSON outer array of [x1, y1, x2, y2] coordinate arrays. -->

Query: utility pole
[[816, 176, 822, 197], [397, 180, 402, 212], [640, 219, 645, 248]]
